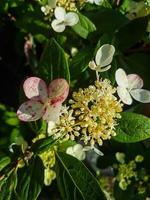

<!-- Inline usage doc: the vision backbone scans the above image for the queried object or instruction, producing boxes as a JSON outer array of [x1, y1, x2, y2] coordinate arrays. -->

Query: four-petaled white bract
[[17, 77, 69, 122], [115, 68, 150, 105], [51, 7, 79, 32], [89, 44, 115, 72], [86, 0, 102, 5]]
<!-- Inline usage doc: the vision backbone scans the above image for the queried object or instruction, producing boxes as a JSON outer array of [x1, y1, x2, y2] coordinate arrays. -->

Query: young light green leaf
[[114, 112, 150, 143], [72, 12, 96, 39], [55, 152, 106, 200]]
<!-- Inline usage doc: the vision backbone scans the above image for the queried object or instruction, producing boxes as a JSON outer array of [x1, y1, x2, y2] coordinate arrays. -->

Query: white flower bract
[[51, 7, 79, 32], [66, 144, 86, 160], [89, 44, 115, 73], [115, 68, 150, 105]]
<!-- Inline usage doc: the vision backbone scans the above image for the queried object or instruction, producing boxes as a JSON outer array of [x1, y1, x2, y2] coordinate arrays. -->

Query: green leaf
[[16, 156, 44, 200], [88, 8, 129, 33], [0, 169, 18, 200], [70, 47, 94, 78], [101, 58, 117, 85], [115, 16, 148, 50], [72, 12, 96, 39], [38, 38, 70, 83], [31, 136, 58, 154], [0, 156, 11, 171], [56, 152, 106, 200], [114, 112, 150, 143]]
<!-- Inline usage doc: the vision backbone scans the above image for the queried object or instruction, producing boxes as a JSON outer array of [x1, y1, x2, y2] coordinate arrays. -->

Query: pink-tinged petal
[[23, 77, 48, 102], [115, 68, 128, 88], [48, 78, 69, 106], [117, 86, 132, 105], [130, 89, 150, 103], [43, 104, 61, 122], [127, 74, 143, 90], [17, 100, 44, 122]]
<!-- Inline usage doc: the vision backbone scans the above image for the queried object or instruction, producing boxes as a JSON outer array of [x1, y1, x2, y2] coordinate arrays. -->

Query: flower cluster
[[57, 0, 85, 11], [49, 79, 122, 146], [114, 153, 150, 193], [70, 80, 122, 146], [40, 149, 56, 186]]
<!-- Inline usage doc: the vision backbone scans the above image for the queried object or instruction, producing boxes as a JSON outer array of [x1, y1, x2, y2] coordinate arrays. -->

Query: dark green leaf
[[38, 38, 70, 83], [70, 47, 94, 78], [31, 136, 57, 154], [56, 152, 106, 200], [72, 13, 96, 39], [16, 156, 44, 200], [125, 53, 150, 89], [114, 112, 150, 143], [0, 169, 17, 200], [0, 156, 11, 171], [115, 16, 148, 50], [88, 8, 129, 33]]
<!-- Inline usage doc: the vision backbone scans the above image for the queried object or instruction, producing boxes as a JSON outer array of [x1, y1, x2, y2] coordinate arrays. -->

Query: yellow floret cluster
[[57, 0, 85, 11], [40, 149, 56, 186], [51, 79, 122, 146]]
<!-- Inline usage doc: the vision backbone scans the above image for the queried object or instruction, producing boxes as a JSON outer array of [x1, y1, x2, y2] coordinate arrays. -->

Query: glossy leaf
[[114, 112, 150, 143], [55, 152, 106, 200], [72, 12, 96, 39], [38, 38, 70, 83], [16, 156, 44, 200], [31, 136, 58, 154]]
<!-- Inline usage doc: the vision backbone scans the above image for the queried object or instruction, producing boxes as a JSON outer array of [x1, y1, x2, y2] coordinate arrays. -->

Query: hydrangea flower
[[115, 68, 150, 105], [89, 44, 115, 73], [51, 7, 79, 32], [17, 77, 69, 122]]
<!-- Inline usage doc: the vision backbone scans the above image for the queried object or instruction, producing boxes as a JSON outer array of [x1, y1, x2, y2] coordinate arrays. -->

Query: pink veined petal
[[23, 77, 48, 102], [127, 74, 143, 90], [48, 78, 69, 106], [117, 86, 132, 105], [115, 68, 128, 88], [130, 89, 150, 103], [17, 100, 44, 122], [42, 104, 62, 122]]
